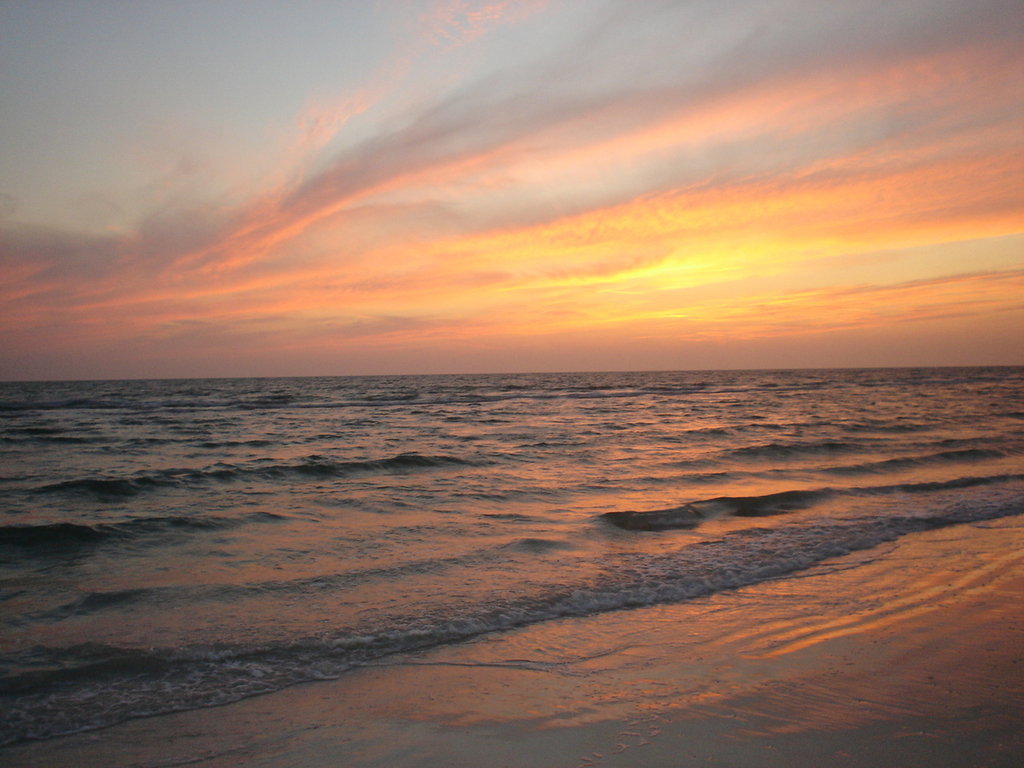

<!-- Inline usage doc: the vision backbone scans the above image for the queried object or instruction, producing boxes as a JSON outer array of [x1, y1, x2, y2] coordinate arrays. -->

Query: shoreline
[[5, 516, 1023, 767]]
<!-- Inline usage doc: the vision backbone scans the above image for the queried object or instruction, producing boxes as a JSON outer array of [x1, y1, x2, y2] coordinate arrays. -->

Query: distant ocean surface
[[2, 368, 1023, 745]]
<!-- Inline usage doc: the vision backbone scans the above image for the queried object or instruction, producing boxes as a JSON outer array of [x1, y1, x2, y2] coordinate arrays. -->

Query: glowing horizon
[[1, 0, 1022, 380]]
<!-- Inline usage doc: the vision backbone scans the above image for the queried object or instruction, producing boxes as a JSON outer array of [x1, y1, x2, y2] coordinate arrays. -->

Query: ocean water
[[1, 367, 1022, 745]]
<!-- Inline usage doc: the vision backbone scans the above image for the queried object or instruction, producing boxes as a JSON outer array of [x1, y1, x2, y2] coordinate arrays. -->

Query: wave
[[602, 474, 1024, 531], [862, 473, 1024, 495], [34, 476, 175, 499], [602, 504, 704, 531], [3, 499, 1021, 745], [837, 419, 936, 434], [504, 537, 575, 554], [0, 643, 175, 696], [0, 521, 111, 547], [602, 489, 833, 530], [0, 388, 666, 413], [0, 394, 379, 412], [198, 439, 274, 449], [0, 432, 99, 445], [32, 589, 155, 623], [3, 368, 1018, 417], [821, 448, 1008, 475], [726, 440, 867, 461], [0, 379, 858, 416], [27, 546, 508, 625], [32, 453, 475, 500], [673, 470, 741, 484], [0, 512, 281, 550]]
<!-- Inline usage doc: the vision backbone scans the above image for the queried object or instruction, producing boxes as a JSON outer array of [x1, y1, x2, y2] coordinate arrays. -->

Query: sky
[[1, 0, 1022, 380]]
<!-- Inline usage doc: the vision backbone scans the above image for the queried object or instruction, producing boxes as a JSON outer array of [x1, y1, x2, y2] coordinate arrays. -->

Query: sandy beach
[[5, 515, 1022, 768]]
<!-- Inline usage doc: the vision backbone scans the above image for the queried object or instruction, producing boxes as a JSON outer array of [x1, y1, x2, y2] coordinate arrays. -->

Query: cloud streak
[[1, 0, 1022, 378]]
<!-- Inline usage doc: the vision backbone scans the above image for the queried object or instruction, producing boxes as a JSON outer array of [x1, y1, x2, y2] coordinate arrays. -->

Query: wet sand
[[5, 516, 1023, 768]]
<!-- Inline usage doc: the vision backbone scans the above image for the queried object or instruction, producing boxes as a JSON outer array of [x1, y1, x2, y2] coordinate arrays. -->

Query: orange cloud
[[162, 29, 1020, 296], [3, 1, 1022, 378]]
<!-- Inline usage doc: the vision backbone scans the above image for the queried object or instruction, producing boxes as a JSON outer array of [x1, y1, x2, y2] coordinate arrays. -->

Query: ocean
[[1, 367, 1022, 746]]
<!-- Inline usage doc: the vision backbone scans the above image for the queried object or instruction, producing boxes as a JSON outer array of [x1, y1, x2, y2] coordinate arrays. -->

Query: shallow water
[[1, 367, 1022, 743]]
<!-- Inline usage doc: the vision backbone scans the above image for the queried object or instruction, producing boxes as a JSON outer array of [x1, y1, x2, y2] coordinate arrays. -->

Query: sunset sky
[[2, 0, 1022, 380]]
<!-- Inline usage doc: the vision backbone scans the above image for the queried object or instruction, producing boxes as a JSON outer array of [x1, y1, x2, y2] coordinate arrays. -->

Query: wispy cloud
[[417, 0, 548, 48], [1, 0, 1022, 377]]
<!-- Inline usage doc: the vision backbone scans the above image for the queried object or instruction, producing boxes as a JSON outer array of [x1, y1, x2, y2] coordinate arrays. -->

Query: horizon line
[[3, 363, 1022, 386]]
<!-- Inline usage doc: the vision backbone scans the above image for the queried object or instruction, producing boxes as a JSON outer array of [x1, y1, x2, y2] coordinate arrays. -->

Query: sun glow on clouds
[[1, 0, 1022, 379]]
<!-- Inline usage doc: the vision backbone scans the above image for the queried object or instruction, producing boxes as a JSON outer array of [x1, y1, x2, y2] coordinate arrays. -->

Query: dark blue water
[[2, 368, 1022, 744]]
